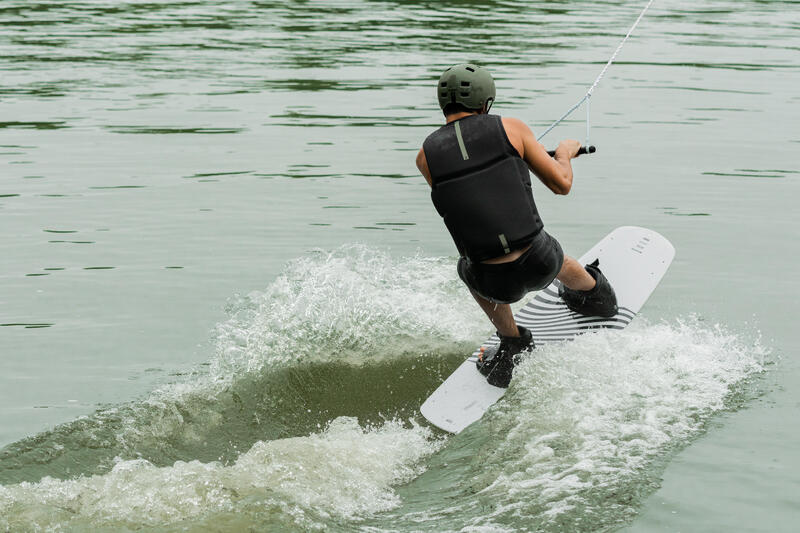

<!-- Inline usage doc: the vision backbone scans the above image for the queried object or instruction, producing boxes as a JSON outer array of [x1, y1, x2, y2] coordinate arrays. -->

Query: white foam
[[211, 244, 487, 377], [95, 244, 484, 461], [470, 317, 767, 528], [0, 244, 770, 532], [0, 418, 442, 531]]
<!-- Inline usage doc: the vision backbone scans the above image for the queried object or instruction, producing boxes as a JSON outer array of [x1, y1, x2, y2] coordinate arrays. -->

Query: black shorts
[[457, 230, 564, 304]]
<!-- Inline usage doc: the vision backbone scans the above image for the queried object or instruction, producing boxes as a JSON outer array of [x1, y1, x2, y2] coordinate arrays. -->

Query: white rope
[[537, 0, 656, 143]]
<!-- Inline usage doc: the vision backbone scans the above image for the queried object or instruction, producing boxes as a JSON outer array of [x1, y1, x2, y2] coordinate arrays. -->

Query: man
[[416, 63, 617, 388]]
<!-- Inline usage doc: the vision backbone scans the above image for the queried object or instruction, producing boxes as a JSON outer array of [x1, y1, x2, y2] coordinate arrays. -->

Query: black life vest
[[422, 113, 544, 262]]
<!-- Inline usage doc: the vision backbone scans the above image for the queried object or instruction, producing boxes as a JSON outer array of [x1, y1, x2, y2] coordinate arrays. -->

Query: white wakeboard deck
[[420, 226, 675, 433]]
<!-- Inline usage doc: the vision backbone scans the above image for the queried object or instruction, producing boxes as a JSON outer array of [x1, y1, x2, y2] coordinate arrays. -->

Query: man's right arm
[[416, 148, 433, 187]]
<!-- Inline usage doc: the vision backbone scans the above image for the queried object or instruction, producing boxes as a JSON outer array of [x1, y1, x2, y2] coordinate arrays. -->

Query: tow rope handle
[[547, 145, 596, 157]]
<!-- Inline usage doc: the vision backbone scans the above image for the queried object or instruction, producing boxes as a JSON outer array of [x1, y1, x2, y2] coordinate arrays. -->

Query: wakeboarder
[[416, 64, 618, 388]]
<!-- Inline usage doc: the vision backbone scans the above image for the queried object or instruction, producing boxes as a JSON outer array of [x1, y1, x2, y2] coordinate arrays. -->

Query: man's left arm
[[503, 117, 577, 195]]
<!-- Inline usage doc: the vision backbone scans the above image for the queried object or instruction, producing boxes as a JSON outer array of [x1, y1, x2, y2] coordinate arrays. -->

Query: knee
[[558, 256, 579, 276]]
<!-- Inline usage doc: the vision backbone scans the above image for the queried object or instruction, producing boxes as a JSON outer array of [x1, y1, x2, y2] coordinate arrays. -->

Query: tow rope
[[539, 0, 656, 152]]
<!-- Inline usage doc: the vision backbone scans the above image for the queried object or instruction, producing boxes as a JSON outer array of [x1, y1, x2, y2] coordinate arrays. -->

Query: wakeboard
[[420, 226, 675, 433]]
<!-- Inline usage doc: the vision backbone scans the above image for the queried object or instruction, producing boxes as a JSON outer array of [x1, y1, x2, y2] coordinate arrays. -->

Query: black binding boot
[[558, 259, 618, 318], [476, 326, 534, 388]]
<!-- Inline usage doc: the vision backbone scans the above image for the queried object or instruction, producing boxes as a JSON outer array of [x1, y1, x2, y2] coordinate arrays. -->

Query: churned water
[[1, 1, 798, 532]]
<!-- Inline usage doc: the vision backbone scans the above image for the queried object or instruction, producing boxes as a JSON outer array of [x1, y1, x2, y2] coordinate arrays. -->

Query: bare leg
[[557, 255, 595, 291], [469, 255, 592, 337], [467, 289, 520, 337]]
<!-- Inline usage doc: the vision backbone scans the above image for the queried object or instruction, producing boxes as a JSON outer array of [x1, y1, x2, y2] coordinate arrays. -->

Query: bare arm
[[416, 148, 433, 187], [502, 117, 580, 195]]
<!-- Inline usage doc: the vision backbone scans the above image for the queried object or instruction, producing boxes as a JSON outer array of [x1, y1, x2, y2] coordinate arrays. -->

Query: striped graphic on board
[[467, 282, 633, 361]]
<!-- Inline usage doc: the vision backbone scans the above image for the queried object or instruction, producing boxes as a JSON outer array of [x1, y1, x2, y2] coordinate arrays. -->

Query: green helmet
[[437, 63, 496, 113]]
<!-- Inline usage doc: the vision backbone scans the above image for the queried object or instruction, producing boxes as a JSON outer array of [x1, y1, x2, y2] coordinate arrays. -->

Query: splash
[[0, 244, 482, 486], [211, 244, 486, 376], [0, 245, 769, 532], [412, 318, 768, 532], [0, 418, 442, 532]]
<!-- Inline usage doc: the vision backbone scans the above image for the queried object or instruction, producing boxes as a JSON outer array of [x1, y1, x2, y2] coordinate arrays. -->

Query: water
[[1, 0, 798, 531]]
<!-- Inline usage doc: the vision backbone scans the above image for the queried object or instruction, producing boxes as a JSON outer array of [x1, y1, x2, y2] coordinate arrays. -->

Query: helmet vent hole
[[465, 67, 475, 72], [460, 81, 470, 86], [460, 91, 469, 97]]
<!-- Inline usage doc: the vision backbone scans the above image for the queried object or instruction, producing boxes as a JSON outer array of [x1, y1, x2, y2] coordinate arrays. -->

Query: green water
[[1, 0, 798, 531]]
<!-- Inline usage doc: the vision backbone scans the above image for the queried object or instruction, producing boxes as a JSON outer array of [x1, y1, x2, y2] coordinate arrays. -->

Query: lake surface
[[1, 0, 798, 531]]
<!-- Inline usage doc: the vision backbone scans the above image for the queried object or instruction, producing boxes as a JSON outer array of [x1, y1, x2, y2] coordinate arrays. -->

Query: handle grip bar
[[547, 145, 596, 157]]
